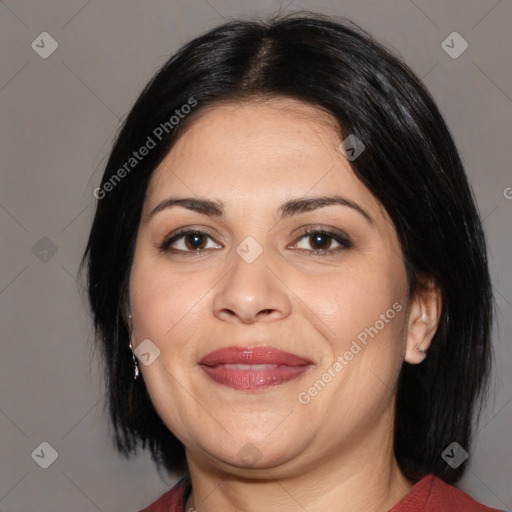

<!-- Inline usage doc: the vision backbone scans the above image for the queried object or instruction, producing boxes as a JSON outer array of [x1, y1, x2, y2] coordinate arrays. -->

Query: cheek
[[129, 252, 211, 351], [297, 261, 405, 350], [299, 266, 407, 412]]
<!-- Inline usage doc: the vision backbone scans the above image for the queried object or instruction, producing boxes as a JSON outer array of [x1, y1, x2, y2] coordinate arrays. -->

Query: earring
[[416, 344, 428, 360], [126, 313, 139, 380], [129, 342, 140, 380]]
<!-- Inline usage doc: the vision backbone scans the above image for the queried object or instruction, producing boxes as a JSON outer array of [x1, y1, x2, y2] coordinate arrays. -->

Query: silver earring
[[416, 345, 428, 359], [127, 313, 139, 379], [129, 342, 140, 380]]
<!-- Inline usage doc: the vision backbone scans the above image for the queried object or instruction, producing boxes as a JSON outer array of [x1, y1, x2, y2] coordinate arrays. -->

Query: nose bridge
[[212, 235, 292, 323]]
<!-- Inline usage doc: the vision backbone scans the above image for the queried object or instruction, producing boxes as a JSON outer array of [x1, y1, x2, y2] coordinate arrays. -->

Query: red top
[[138, 473, 504, 512]]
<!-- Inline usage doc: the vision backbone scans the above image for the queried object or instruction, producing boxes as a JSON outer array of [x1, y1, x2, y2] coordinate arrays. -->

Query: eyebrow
[[148, 195, 373, 225]]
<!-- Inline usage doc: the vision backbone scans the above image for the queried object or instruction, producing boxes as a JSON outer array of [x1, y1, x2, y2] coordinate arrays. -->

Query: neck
[[183, 416, 415, 512]]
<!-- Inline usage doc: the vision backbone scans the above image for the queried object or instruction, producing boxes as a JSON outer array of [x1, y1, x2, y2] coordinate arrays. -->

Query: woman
[[81, 13, 502, 512]]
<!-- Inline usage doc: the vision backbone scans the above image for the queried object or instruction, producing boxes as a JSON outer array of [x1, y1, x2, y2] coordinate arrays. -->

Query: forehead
[[144, 98, 385, 224]]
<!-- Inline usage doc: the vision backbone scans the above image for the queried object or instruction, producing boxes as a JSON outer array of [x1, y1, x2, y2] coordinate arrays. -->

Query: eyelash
[[159, 227, 352, 256]]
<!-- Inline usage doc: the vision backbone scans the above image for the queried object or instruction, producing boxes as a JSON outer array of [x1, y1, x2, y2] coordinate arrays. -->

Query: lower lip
[[200, 364, 312, 390]]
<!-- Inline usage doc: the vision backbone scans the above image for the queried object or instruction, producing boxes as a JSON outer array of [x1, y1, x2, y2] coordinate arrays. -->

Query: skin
[[128, 98, 441, 512]]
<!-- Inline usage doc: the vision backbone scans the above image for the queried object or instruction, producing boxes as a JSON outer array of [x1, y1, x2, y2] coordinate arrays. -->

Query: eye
[[160, 229, 222, 253], [159, 227, 351, 256], [291, 228, 351, 255]]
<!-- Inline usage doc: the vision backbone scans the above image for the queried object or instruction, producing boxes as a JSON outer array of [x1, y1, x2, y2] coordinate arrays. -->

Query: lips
[[199, 346, 312, 366], [198, 346, 313, 390]]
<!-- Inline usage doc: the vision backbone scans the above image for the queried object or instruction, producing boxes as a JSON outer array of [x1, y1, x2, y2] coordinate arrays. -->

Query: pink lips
[[198, 346, 313, 390]]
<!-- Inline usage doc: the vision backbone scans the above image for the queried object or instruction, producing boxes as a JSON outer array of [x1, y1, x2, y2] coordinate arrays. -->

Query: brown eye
[[292, 229, 351, 255], [183, 233, 208, 250], [160, 229, 222, 253], [308, 232, 334, 251]]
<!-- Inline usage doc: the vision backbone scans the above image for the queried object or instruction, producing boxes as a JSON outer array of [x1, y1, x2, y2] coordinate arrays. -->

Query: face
[[129, 98, 411, 476]]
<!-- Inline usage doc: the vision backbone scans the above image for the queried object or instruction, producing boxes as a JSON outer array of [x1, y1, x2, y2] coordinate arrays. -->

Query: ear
[[404, 275, 442, 364]]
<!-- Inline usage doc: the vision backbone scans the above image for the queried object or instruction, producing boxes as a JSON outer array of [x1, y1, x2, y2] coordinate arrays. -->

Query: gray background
[[0, 0, 511, 511]]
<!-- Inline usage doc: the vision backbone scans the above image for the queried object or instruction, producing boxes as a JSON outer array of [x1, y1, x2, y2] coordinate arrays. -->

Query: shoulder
[[390, 474, 504, 512], [138, 478, 188, 512]]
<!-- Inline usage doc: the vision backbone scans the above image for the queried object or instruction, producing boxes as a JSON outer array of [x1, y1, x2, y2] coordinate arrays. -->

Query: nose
[[212, 246, 292, 324]]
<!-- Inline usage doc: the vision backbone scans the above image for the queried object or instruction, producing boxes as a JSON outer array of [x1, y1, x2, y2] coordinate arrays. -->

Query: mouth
[[198, 346, 313, 391]]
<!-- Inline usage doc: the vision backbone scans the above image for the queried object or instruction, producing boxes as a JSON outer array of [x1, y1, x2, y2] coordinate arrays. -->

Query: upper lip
[[198, 346, 312, 367]]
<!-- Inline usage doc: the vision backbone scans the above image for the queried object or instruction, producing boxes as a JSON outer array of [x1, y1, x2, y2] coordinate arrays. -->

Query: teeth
[[223, 364, 279, 370]]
